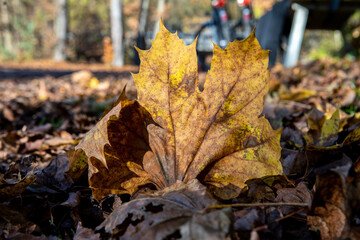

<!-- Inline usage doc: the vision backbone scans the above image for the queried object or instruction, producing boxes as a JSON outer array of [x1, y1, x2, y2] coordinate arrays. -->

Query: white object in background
[[111, 0, 124, 67], [284, 3, 309, 67]]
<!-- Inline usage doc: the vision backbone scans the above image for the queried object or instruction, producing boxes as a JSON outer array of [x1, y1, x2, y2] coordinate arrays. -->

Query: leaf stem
[[202, 202, 310, 212]]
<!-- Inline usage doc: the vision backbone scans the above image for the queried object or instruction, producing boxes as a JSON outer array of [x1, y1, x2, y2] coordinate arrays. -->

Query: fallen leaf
[[2, 229, 49, 240], [30, 152, 74, 193], [42, 132, 75, 147], [86, 77, 99, 89], [246, 178, 276, 202], [134, 21, 283, 199], [307, 158, 360, 239], [318, 108, 340, 146], [280, 88, 317, 102], [245, 175, 293, 202], [340, 88, 356, 106], [343, 125, 360, 145], [76, 21, 283, 200], [24, 139, 44, 153], [66, 148, 88, 183], [71, 70, 93, 84], [74, 223, 100, 240], [281, 151, 308, 176], [234, 208, 260, 232], [307, 164, 351, 239], [28, 123, 53, 134], [275, 182, 312, 215], [305, 108, 340, 147], [38, 81, 49, 101], [96, 179, 233, 240], [0, 176, 35, 201], [76, 90, 154, 199], [2, 107, 15, 122], [306, 108, 325, 132]]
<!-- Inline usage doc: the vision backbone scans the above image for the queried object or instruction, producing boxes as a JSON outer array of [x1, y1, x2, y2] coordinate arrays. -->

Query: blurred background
[[0, 0, 359, 68]]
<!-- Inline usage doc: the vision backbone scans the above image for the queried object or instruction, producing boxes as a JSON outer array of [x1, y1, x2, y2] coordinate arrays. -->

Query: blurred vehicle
[[260, 0, 360, 67], [255, 0, 292, 68], [135, 0, 360, 68], [196, 0, 256, 70]]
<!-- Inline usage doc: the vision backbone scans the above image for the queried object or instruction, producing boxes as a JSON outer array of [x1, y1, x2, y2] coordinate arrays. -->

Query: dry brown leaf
[[275, 182, 312, 215], [74, 223, 100, 240], [0, 176, 35, 201], [280, 88, 317, 102], [32, 152, 74, 192], [307, 159, 360, 239], [96, 179, 233, 240], [76, 91, 154, 199]]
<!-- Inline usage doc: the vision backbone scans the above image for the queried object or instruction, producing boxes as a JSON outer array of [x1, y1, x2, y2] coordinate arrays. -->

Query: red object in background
[[243, 8, 251, 20], [220, 10, 228, 21], [237, 0, 251, 7], [212, 0, 227, 8]]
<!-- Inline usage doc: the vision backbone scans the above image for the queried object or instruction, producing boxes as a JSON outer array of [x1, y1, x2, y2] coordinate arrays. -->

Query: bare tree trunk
[[152, 0, 166, 40], [138, 0, 150, 36], [111, 0, 124, 67], [54, 0, 67, 62], [134, 0, 150, 64], [0, 0, 13, 53]]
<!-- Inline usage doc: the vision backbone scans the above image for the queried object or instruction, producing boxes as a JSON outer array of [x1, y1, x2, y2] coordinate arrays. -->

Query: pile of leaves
[[0, 68, 138, 161], [1, 22, 360, 240]]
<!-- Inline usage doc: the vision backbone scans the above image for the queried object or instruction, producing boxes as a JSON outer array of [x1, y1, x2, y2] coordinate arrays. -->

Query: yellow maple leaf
[[76, 21, 283, 200]]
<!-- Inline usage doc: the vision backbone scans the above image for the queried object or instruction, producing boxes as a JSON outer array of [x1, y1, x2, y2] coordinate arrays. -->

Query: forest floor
[[0, 59, 360, 239]]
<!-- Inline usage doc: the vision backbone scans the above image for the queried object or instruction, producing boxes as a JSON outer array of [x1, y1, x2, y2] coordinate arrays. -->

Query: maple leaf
[[76, 21, 283, 200]]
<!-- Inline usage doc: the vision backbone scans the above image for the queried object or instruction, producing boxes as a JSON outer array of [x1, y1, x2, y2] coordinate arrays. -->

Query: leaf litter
[[0, 23, 360, 239]]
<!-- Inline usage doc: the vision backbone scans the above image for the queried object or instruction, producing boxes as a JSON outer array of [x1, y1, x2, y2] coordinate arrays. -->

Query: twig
[[253, 225, 268, 232], [271, 207, 306, 223], [251, 208, 306, 233], [202, 202, 310, 212], [304, 151, 310, 178]]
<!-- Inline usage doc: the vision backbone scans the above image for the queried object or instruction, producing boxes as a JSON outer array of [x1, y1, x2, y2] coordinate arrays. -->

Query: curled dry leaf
[[307, 159, 360, 239], [76, 21, 283, 200], [75, 91, 153, 199]]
